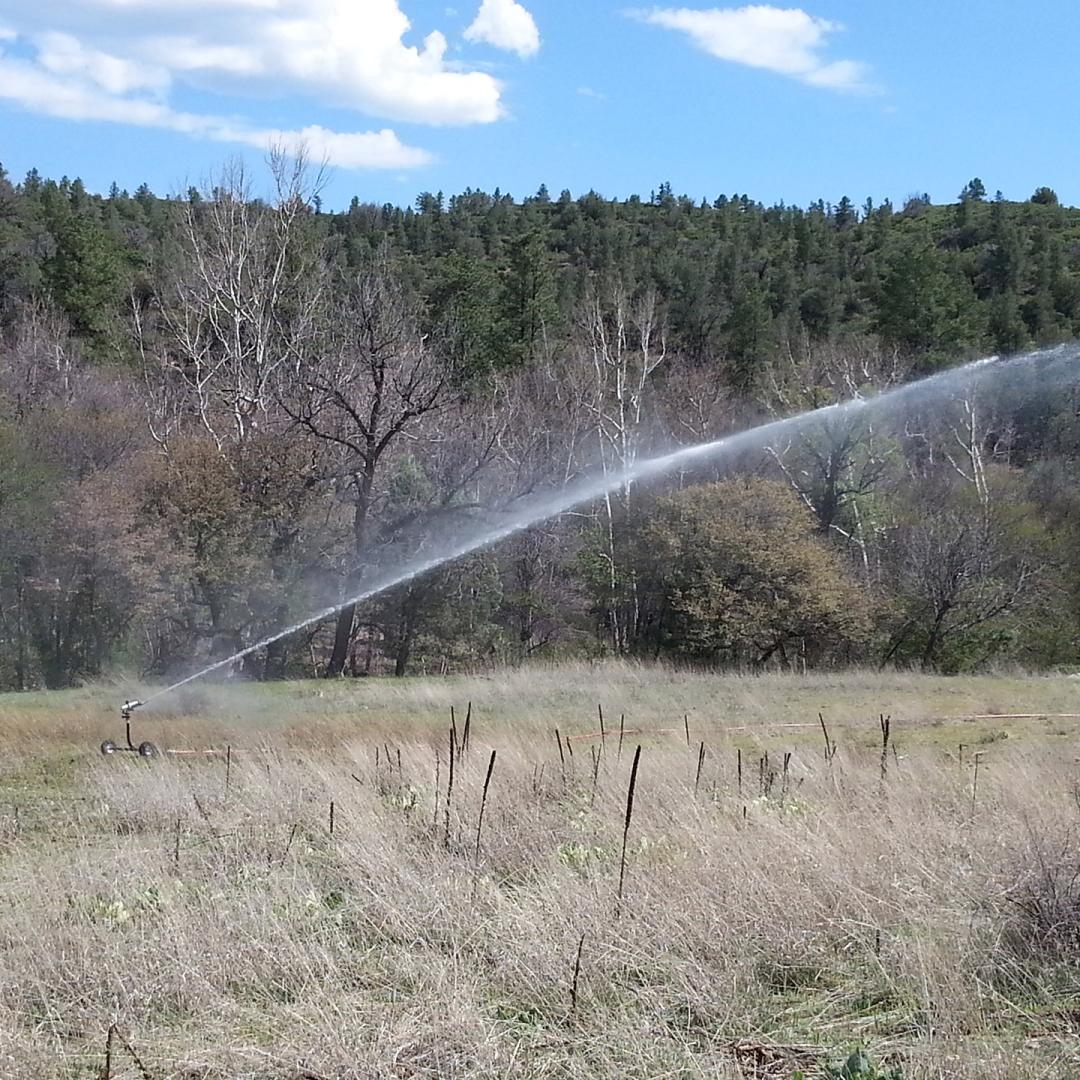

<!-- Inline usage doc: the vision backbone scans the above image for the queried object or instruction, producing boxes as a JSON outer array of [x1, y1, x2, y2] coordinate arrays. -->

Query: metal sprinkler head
[[120, 699, 143, 722]]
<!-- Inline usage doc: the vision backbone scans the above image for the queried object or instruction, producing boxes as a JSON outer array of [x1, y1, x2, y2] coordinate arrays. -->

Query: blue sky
[[0, 0, 1077, 210]]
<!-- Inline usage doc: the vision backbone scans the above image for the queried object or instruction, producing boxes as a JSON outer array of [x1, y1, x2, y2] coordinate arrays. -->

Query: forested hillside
[[1, 157, 1079, 688]]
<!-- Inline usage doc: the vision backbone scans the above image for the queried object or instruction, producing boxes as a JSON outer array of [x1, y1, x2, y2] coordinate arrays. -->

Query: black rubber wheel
[[100, 740, 117, 756], [137, 741, 158, 758]]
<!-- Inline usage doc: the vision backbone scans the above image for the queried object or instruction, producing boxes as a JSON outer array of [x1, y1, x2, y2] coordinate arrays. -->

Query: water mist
[[130, 342, 1080, 712]]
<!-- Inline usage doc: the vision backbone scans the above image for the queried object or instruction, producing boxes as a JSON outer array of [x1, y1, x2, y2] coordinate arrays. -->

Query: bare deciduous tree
[[579, 284, 666, 651], [764, 336, 905, 414], [882, 487, 1042, 671], [766, 416, 889, 580], [140, 149, 326, 452], [1, 300, 78, 416], [762, 339, 906, 581], [281, 251, 455, 677]]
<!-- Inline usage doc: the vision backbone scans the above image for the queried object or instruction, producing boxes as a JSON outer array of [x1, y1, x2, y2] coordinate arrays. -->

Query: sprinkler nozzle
[[120, 699, 143, 721]]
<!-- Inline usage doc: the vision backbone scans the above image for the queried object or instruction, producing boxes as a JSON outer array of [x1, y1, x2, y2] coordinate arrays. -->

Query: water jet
[[103, 342, 1080, 753]]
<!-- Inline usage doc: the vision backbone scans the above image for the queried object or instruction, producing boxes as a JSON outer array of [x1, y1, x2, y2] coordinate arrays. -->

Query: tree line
[[0, 154, 1078, 689]]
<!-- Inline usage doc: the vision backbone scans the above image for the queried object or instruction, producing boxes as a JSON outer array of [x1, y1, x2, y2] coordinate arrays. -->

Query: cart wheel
[[100, 740, 117, 756], [138, 741, 158, 758]]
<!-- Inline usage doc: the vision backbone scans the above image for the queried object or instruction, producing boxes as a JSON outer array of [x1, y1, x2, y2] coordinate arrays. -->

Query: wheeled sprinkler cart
[[100, 700, 158, 758]]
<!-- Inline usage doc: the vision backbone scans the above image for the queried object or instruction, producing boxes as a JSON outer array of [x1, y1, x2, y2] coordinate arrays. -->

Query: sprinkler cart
[[100, 699, 158, 758]]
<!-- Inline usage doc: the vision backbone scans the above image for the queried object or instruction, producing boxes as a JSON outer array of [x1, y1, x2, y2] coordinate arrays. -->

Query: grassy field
[[2, 663, 1080, 1078]]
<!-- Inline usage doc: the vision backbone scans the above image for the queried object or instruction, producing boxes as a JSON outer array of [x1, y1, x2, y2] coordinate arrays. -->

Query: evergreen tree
[[44, 212, 127, 353], [495, 225, 558, 368], [960, 177, 987, 202], [876, 235, 984, 356]]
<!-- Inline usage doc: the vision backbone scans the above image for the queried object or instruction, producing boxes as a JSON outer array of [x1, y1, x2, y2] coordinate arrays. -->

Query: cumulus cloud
[[637, 5, 874, 93], [0, 0, 539, 169], [240, 126, 432, 170], [36, 31, 170, 95], [464, 0, 541, 58], [0, 36, 433, 169], [11, 0, 507, 125]]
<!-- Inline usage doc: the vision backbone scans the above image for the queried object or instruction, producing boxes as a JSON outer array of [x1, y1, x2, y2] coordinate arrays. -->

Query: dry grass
[[5, 662, 1080, 753], [1, 665, 1080, 1078]]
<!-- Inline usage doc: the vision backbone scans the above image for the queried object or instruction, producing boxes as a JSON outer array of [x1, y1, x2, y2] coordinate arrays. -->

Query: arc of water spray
[[140, 344, 1079, 708]]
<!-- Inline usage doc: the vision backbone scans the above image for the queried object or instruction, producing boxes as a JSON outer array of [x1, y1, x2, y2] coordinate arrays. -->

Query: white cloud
[[237, 125, 432, 170], [72, 0, 288, 12], [637, 5, 874, 93], [0, 0, 542, 170], [36, 31, 170, 95], [1, 0, 510, 126], [464, 0, 540, 58], [0, 40, 433, 169]]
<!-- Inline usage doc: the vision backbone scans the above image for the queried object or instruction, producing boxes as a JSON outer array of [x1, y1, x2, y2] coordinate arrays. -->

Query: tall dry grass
[[5, 662, 1080, 753], [1, 669, 1080, 1077]]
